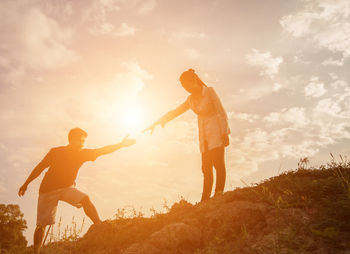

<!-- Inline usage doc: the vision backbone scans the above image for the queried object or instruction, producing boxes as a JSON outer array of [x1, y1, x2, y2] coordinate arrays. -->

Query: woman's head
[[179, 68, 206, 94]]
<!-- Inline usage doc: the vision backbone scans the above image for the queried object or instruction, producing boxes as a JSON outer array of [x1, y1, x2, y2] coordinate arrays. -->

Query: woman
[[144, 69, 231, 202]]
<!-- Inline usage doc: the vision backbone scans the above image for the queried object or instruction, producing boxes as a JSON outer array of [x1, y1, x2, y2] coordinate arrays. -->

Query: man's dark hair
[[68, 128, 88, 143]]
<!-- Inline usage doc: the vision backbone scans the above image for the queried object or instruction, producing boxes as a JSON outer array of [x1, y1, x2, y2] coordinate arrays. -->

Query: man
[[18, 128, 136, 253]]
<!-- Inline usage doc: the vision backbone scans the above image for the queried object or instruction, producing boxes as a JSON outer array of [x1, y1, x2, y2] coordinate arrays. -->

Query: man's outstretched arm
[[18, 151, 51, 196], [95, 135, 136, 157]]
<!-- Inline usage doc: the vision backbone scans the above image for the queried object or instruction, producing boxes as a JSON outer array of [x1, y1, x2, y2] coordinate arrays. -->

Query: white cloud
[[0, 182, 6, 194], [114, 22, 136, 36], [293, 52, 311, 64], [280, 0, 350, 57], [185, 48, 200, 59], [331, 80, 347, 89], [238, 83, 276, 100], [87, 0, 122, 36], [63, 3, 73, 15], [109, 60, 153, 96], [264, 107, 309, 128], [93, 22, 114, 34], [280, 12, 317, 37], [87, 0, 154, 35], [228, 112, 260, 123], [138, 0, 157, 14], [322, 57, 345, 66], [171, 32, 207, 40], [273, 83, 282, 91], [315, 22, 350, 56], [304, 76, 327, 97], [230, 80, 350, 173], [246, 49, 283, 78], [329, 73, 339, 80], [0, 1, 77, 73], [90, 22, 136, 37], [315, 82, 350, 118], [233, 107, 349, 172], [93, 0, 121, 17]]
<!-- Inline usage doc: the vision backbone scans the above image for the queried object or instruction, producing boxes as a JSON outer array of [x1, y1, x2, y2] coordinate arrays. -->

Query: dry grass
[[11, 156, 350, 254]]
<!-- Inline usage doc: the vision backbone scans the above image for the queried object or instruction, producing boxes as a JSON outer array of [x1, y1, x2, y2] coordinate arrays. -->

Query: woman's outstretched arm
[[143, 99, 190, 134]]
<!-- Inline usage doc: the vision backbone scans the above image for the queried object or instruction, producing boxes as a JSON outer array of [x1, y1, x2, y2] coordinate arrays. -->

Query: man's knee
[[35, 225, 46, 233]]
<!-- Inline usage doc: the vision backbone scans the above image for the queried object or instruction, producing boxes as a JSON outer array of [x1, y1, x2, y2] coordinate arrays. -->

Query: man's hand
[[121, 135, 136, 147], [18, 183, 28, 197]]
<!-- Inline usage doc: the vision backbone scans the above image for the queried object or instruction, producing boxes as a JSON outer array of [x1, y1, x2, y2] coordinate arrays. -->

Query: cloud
[[304, 76, 327, 98], [246, 49, 283, 79], [90, 0, 121, 20], [0, 182, 6, 194], [314, 80, 350, 118], [87, 0, 123, 36], [280, 0, 350, 57], [331, 80, 347, 89], [227, 126, 321, 179], [293, 52, 311, 64], [280, 12, 316, 37], [264, 107, 309, 128], [229, 76, 350, 175], [273, 83, 282, 91], [138, 0, 157, 14], [0, 0, 77, 87], [0, 143, 6, 151], [90, 22, 136, 37], [321, 57, 345, 66], [87, 0, 153, 35], [114, 23, 136, 36], [97, 60, 153, 104], [171, 32, 207, 40], [185, 48, 200, 59], [228, 112, 260, 123]]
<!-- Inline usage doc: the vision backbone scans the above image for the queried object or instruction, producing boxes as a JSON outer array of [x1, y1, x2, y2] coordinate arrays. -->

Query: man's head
[[68, 128, 87, 149]]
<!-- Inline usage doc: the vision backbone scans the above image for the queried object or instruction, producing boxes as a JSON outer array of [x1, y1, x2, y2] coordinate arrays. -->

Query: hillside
[[23, 159, 350, 253]]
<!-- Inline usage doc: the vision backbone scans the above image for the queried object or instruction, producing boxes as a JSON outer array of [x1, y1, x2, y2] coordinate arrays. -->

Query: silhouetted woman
[[144, 69, 231, 202]]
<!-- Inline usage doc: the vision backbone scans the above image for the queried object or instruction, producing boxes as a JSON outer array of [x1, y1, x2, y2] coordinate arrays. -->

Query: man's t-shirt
[[38, 146, 98, 193]]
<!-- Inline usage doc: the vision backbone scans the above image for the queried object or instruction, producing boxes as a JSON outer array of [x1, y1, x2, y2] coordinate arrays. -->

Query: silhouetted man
[[18, 128, 136, 254]]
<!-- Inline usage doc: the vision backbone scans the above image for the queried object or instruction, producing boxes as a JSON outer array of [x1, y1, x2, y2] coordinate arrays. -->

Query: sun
[[122, 107, 143, 131]]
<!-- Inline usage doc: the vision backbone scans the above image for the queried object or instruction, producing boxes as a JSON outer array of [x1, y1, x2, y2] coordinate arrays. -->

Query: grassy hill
[[17, 158, 350, 253]]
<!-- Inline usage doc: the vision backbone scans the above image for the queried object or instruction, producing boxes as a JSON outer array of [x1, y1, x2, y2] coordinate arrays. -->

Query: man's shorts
[[37, 186, 88, 226]]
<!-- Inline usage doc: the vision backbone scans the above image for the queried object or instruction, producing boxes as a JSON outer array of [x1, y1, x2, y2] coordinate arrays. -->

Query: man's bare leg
[[81, 196, 102, 224], [33, 225, 46, 254]]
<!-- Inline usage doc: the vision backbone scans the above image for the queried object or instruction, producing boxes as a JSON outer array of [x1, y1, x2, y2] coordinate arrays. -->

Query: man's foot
[[87, 220, 117, 235], [33, 225, 46, 254], [34, 247, 40, 254]]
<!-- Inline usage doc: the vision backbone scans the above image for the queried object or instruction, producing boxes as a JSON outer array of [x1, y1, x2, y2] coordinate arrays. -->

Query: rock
[[147, 222, 201, 251], [121, 242, 164, 254], [121, 223, 201, 254], [83, 220, 118, 240]]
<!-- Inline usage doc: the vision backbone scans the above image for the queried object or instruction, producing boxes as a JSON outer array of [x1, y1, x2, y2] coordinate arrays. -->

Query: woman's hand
[[142, 121, 160, 135], [222, 134, 229, 146]]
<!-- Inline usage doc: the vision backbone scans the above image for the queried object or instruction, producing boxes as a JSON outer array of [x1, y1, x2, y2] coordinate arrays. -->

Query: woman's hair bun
[[188, 68, 195, 73], [179, 68, 197, 82]]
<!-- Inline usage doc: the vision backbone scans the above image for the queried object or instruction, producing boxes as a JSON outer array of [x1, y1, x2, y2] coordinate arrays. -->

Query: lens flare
[[122, 107, 142, 131]]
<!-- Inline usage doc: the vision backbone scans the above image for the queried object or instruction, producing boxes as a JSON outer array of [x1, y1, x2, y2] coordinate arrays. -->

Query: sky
[[1, 0, 350, 244]]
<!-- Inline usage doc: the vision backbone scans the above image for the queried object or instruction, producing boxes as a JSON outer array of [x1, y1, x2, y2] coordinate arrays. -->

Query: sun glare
[[122, 107, 143, 131]]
